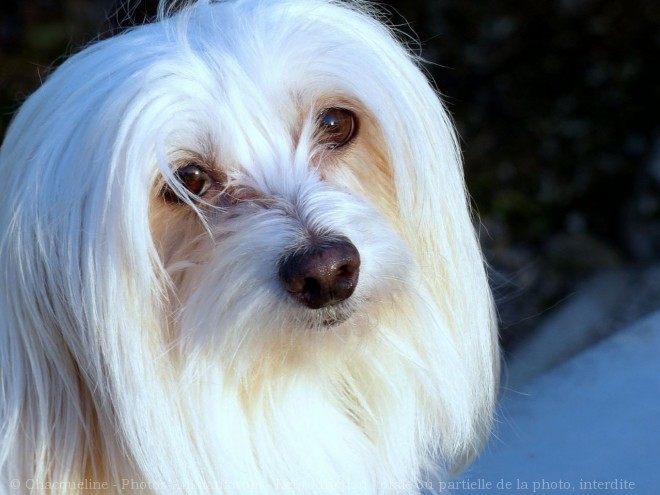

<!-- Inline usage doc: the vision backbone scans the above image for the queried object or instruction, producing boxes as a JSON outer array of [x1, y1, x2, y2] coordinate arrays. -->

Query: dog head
[[0, 0, 498, 491]]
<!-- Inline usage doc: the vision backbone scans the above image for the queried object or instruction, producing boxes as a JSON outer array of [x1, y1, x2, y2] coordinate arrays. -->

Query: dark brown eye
[[176, 164, 211, 196], [317, 108, 357, 149], [162, 164, 212, 203]]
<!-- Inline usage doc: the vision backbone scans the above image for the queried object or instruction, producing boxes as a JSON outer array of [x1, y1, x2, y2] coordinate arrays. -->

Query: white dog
[[0, 1, 498, 493]]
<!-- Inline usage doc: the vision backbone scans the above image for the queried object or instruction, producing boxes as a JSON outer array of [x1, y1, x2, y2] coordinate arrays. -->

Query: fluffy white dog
[[0, 1, 498, 493]]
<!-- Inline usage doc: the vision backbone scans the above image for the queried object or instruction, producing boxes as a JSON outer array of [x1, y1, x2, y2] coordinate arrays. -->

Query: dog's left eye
[[317, 108, 357, 149]]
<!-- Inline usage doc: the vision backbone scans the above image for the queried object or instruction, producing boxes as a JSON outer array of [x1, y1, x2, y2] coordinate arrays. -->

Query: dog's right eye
[[162, 164, 215, 203], [176, 164, 211, 196]]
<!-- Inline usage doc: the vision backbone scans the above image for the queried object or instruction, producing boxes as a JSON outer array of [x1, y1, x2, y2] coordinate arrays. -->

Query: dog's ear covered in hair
[[0, 0, 498, 492]]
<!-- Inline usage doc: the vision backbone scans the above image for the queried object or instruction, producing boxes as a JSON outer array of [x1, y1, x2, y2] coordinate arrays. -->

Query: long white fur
[[0, 1, 498, 493]]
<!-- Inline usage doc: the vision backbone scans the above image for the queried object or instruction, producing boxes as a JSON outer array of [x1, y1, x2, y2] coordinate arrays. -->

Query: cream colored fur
[[0, 1, 498, 493]]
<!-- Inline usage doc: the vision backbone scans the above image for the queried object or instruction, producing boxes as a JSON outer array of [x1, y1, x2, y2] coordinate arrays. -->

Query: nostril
[[337, 264, 350, 277], [279, 238, 360, 309], [302, 277, 321, 298]]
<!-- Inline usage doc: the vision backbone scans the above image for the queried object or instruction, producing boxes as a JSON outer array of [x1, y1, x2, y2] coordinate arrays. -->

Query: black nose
[[279, 239, 360, 309]]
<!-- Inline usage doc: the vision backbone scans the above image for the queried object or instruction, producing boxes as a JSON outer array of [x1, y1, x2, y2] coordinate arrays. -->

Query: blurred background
[[1, 0, 659, 357]]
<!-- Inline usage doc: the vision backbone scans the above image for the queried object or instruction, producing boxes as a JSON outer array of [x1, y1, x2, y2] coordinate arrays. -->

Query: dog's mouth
[[322, 317, 344, 327], [320, 312, 350, 327], [307, 304, 356, 329]]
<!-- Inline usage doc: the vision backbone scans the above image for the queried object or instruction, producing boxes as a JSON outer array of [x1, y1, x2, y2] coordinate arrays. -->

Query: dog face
[[0, 1, 498, 492], [149, 88, 412, 369]]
